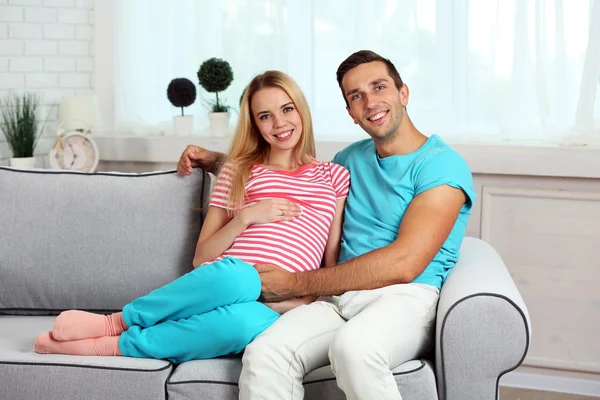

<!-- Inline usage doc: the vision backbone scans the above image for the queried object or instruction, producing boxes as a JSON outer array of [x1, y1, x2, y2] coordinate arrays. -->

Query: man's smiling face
[[342, 61, 408, 142]]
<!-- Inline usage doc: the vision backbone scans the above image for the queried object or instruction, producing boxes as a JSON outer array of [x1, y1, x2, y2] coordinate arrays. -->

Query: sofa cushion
[[167, 357, 242, 400], [0, 167, 211, 315], [166, 356, 438, 400], [0, 316, 172, 400], [303, 359, 438, 399]]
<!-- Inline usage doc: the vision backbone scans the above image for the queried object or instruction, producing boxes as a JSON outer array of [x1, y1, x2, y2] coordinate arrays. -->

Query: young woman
[[34, 71, 350, 363]]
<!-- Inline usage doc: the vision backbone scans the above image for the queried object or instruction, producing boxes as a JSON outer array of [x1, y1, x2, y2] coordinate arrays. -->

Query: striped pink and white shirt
[[209, 161, 350, 272]]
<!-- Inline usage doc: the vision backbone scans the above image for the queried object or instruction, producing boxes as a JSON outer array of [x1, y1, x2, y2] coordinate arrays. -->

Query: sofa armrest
[[435, 237, 531, 400]]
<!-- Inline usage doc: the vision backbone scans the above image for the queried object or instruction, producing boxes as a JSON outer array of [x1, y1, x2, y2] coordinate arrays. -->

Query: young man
[[177, 50, 476, 400]]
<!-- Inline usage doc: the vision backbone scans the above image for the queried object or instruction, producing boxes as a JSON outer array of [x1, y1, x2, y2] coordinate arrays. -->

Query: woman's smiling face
[[251, 87, 303, 154]]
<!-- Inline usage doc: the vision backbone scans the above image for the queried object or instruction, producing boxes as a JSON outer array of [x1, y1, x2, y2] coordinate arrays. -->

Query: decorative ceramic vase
[[208, 112, 230, 137], [173, 115, 194, 137], [9, 157, 36, 169]]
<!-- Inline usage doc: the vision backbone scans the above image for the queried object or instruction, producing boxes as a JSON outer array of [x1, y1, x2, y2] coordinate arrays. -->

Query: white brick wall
[[0, 0, 94, 165]]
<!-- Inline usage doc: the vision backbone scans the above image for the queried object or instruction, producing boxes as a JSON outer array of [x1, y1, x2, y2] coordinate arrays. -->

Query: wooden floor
[[500, 387, 600, 400]]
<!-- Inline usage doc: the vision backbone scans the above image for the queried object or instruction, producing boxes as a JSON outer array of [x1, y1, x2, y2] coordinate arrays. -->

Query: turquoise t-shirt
[[332, 134, 476, 289]]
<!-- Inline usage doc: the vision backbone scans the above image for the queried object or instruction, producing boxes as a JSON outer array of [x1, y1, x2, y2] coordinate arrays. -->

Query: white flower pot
[[9, 157, 36, 169], [173, 115, 194, 137], [208, 112, 230, 137]]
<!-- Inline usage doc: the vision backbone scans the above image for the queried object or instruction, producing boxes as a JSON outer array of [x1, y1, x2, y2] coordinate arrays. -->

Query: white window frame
[[90, 0, 600, 178]]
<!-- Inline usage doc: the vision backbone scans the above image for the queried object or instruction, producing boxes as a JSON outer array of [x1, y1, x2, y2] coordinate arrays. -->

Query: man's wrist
[[211, 152, 226, 174], [293, 271, 313, 297]]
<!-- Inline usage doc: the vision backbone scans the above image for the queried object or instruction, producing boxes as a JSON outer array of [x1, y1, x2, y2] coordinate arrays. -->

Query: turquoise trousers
[[119, 257, 280, 363]]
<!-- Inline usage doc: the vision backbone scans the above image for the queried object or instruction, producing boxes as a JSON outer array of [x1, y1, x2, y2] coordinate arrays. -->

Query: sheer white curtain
[[113, 0, 600, 145]]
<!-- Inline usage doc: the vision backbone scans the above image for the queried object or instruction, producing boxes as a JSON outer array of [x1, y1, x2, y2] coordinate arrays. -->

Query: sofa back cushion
[[0, 167, 211, 315]]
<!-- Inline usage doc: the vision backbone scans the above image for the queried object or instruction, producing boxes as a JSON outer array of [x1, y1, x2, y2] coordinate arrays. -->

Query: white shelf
[[92, 134, 600, 179]]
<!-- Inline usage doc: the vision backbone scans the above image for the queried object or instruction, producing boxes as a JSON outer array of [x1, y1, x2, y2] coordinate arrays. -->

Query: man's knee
[[242, 330, 287, 370], [328, 325, 383, 367], [244, 333, 273, 357]]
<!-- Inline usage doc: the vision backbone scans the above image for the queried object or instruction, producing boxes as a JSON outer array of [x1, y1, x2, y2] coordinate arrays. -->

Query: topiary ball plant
[[197, 58, 234, 113], [167, 78, 197, 116]]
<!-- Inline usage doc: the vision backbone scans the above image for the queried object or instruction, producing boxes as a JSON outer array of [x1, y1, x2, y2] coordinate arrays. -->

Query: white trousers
[[238, 283, 440, 400]]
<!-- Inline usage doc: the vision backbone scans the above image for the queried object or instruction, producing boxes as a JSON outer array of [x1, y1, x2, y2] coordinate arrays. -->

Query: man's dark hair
[[336, 50, 403, 107]]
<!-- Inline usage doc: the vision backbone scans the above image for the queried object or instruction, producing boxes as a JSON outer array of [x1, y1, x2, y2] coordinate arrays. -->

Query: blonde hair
[[221, 71, 316, 213]]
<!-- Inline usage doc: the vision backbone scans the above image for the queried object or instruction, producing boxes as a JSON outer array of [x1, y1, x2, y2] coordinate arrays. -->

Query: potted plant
[[167, 78, 197, 137], [197, 57, 234, 137], [0, 92, 43, 169]]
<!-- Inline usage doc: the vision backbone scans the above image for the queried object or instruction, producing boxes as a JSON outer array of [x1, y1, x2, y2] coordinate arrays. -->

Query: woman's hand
[[239, 198, 302, 226]]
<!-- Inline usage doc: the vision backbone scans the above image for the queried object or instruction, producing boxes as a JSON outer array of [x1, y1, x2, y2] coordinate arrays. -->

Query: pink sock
[[34, 332, 122, 356], [52, 310, 128, 341]]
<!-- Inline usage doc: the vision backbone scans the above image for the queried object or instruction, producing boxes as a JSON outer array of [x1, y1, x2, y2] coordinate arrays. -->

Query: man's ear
[[400, 84, 410, 107], [346, 106, 358, 124]]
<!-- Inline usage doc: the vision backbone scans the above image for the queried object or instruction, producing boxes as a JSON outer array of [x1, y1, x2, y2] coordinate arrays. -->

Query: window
[[107, 0, 599, 145]]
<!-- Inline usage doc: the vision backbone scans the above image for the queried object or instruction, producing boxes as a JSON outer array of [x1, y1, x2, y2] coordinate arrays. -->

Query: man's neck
[[375, 117, 428, 158]]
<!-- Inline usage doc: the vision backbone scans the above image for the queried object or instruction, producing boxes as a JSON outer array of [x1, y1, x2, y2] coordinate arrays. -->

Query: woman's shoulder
[[309, 159, 350, 180], [314, 158, 348, 171], [307, 159, 331, 170]]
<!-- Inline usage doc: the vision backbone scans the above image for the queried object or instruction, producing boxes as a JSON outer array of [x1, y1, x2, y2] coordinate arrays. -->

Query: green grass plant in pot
[[0, 93, 42, 169], [167, 77, 196, 137], [197, 58, 233, 137]]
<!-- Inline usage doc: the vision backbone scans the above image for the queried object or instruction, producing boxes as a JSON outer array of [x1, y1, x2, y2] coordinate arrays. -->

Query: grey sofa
[[0, 166, 531, 400]]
